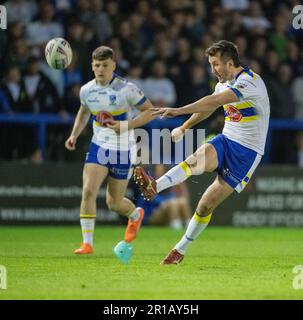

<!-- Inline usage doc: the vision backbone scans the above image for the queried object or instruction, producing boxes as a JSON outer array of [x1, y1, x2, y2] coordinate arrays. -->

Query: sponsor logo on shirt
[[226, 105, 242, 122], [88, 98, 99, 103], [235, 83, 247, 89]]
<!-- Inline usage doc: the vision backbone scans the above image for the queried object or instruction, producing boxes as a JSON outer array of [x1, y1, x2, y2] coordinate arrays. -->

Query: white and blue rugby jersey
[[214, 66, 270, 155], [80, 74, 147, 151]]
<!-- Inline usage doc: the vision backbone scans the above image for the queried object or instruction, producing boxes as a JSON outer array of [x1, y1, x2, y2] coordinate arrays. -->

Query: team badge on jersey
[[109, 94, 117, 105]]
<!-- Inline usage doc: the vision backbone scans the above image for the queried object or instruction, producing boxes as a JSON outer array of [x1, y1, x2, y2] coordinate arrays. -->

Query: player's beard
[[217, 69, 231, 83], [217, 73, 225, 83]]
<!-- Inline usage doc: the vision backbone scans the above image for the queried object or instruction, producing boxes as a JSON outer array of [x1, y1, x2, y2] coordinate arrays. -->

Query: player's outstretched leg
[[134, 144, 218, 201], [133, 160, 193, 201], [133, 167, 157, 200]]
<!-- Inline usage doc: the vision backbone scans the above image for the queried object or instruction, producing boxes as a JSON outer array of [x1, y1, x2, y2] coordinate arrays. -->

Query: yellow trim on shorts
[[241, 173, 252, 187]]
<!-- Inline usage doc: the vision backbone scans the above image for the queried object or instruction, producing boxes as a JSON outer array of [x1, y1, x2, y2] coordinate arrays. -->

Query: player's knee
[[82, 187, 97, 202], [190, 164, 205, 175], [185, 154, 204, 175], [186, 144, 218, 174], [198, 198, 216, 216], [106, 197, 121, 212]]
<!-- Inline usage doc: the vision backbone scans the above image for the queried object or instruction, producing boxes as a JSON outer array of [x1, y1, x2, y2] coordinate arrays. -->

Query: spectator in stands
[[40, 60, 65, 99], [0, 66, 28, 113], [144, 60, 176, 107], [0, 67, 25, 160], [263, 49, 280, 80], [267, 63, 295, 119], [64, 83, 81, 116], [90, 0, 113, 44], [233, 34, 248, 62], [126, 64, 146, 92], [268, 12, 289, 61], [241, 1, 271, 34], [178, 63, 211, 106], [143, 33, 173, 76], [7, 38, 30, 71], [63, 51, 83, 89], [293, 62, 303, 115], [66, 20, 92, 83], [113, 48, 130, 76], [116, 20, 142, 62], [221, 0, 249, 12], [128, 13, 150, 54], [286, 40, 301, 77], [0, 66, 41, 162], [224, 11, 246, 40], [249, 36, 268, 64], [4, 0, 38, 25], [8, 21, 25, 42], [268, 63, 297, 164], [249, 59, 262, 76], [105, 0, 121, 29], [26, 1, 64, 54], [22, 56, 61, 114], [207, 22, 224, 42], [183, 4, 205, 43], [168, 37, 191, 82]]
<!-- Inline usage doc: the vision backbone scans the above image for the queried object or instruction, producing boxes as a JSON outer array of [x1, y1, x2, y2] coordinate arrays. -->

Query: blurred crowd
[[0, 0, 303, 165]]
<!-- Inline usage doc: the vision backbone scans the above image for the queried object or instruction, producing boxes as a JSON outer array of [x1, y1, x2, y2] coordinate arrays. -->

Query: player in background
[[65, 46, 154, 254], [134, 40, 270, 264]]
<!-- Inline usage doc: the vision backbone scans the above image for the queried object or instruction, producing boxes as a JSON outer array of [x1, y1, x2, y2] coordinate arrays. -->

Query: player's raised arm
[[128, 99, 154, 130], [169, 111, 214, 143], [151, 89, 239, 119], [65, 105, 91, 150]]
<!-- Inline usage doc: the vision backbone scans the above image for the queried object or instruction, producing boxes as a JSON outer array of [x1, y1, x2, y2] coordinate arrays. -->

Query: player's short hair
[[205, 40, 241, 67], [92, 46, 115, 61]]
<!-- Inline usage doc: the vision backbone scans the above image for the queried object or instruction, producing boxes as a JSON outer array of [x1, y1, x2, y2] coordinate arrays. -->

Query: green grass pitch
[[0, 226, 302, 300]]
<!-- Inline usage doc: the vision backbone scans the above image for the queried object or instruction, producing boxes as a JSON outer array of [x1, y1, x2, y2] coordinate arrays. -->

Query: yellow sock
[[174, 211, 212, 254], [193, 212, 212, 224], [179, 161, 192, 177]]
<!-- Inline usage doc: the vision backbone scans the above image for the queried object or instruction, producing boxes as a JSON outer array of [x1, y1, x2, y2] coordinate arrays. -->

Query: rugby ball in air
[[45, 38, 72, 70]]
